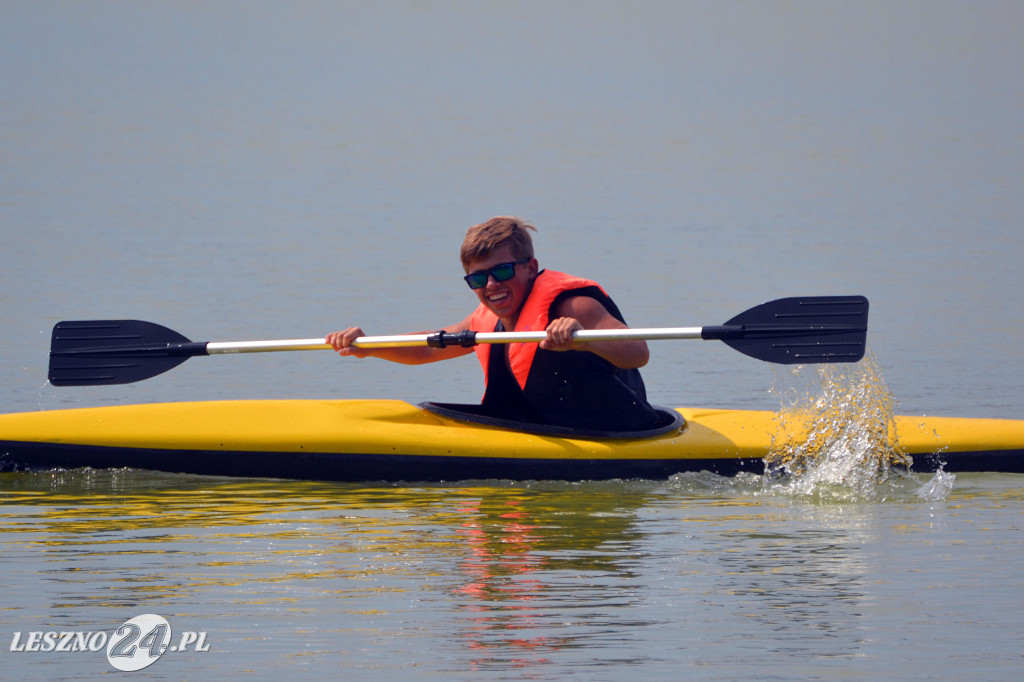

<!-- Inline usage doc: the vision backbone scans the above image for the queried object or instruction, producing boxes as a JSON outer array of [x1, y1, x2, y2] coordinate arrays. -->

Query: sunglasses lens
[[465, 272, 489, 289], [490, 263, 516, 282]]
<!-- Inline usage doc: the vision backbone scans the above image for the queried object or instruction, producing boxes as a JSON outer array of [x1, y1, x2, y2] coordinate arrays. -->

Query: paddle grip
[[700, 325, 743, 340], [167, 342, 212, 357]]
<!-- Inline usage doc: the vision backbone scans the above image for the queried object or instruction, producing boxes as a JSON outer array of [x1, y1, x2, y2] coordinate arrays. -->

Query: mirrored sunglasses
[[463, 258, 530, 289]]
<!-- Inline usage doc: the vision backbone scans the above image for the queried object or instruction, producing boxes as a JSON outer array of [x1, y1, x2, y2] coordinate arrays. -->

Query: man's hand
[[325, 327, 372, 358], [540, 317, 584, 351]]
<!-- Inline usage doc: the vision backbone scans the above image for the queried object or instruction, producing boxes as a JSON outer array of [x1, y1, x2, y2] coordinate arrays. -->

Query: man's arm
[[542, 296, 650, 369], [325, 313, 477, 365]]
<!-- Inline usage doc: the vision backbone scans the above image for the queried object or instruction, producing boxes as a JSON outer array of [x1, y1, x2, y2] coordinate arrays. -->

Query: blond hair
[[460, 216, 536, 267]]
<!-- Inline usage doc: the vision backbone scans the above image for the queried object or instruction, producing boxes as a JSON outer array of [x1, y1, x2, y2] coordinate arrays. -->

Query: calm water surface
[[2, 2, 1023, 679], [3, 470, 1024, 680]]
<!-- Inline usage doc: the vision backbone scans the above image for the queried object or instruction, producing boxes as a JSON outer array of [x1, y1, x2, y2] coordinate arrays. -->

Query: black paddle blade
[[702, 296, 869, 364], [49, 320, 208, 386]]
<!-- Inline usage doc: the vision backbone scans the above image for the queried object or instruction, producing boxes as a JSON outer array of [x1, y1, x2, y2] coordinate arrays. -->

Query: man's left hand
[[541, 317, 584, 351]]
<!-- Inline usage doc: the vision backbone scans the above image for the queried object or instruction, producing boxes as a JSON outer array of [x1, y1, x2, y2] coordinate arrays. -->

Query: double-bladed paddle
[[47, 295, 868, 386]]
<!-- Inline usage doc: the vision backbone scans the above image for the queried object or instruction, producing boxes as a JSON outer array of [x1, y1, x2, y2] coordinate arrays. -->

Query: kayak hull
[[2, 399, 1023, 481], [0, 440, 766, 481]]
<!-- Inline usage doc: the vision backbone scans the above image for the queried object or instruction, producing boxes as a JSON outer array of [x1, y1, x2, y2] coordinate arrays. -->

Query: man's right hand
[[326, 327, 372, 357]]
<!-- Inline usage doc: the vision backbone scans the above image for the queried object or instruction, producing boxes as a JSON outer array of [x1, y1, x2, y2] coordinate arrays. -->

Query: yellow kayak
[[2, 400, 1023, 481]]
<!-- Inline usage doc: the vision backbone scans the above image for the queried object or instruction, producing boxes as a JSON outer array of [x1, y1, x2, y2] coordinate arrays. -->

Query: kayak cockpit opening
[[418, 402, 685, 440]]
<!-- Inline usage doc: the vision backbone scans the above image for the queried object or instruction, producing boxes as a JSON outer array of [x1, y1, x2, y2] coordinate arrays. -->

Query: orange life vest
[[467, 270, 607, 390], [465, 270, 660, 431]]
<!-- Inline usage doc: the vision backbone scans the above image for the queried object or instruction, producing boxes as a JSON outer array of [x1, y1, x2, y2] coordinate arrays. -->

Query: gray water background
[[2, 2, 1023, 679]]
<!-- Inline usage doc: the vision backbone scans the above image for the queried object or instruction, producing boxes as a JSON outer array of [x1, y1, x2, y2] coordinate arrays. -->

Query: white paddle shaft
[[204, 327, 705, 355]]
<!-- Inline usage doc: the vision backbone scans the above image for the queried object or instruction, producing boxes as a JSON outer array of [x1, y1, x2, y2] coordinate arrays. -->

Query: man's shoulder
[[551, 290, 612, 321]]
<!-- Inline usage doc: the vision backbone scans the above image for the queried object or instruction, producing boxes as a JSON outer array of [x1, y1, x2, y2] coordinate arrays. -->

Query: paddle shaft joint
[[427, 330, 479, 348]]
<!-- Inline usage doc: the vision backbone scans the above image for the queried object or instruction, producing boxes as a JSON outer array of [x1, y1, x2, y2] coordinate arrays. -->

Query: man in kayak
[[326, 216, 661, 431]]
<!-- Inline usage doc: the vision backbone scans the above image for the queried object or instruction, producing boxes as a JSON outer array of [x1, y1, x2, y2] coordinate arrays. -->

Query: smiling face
[[464, 244, 539, 328]]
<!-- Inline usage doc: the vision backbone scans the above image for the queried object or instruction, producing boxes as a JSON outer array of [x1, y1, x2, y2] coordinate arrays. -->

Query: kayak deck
[[2, 400, 1023, 481]]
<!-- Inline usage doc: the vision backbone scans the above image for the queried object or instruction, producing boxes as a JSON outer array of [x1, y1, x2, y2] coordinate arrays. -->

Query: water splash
[[762, 350, 949, 501]]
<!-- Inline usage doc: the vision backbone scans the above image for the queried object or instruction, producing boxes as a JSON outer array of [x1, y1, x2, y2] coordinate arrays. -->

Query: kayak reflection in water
[[325, 216, 662, 432]]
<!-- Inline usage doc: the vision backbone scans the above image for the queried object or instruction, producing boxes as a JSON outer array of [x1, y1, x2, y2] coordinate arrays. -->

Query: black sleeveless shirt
[[480, 288, 661, 432]]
